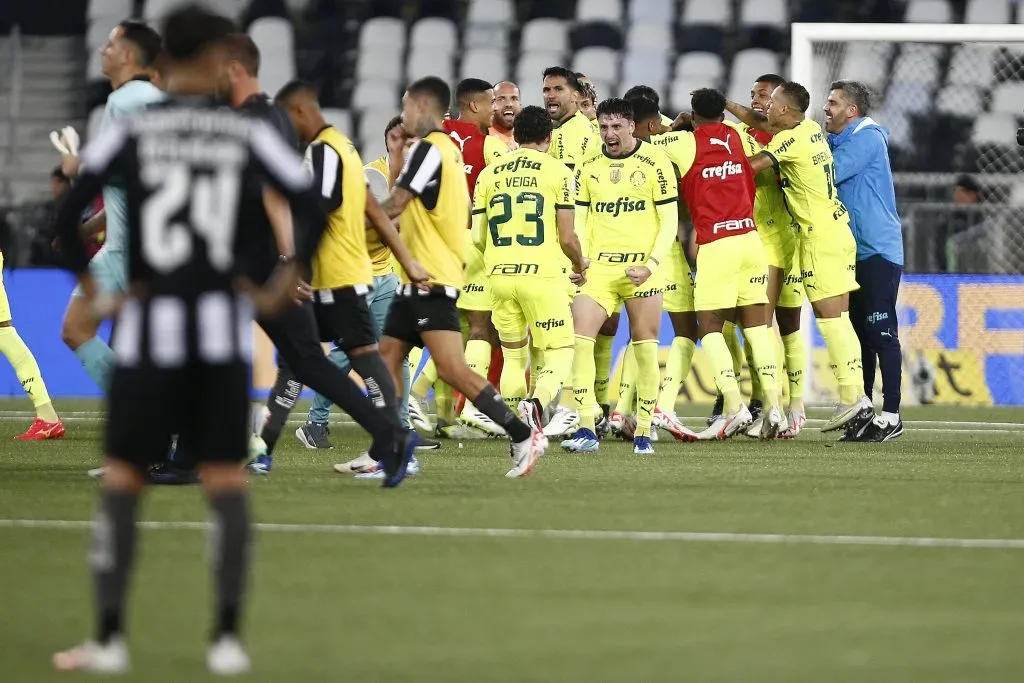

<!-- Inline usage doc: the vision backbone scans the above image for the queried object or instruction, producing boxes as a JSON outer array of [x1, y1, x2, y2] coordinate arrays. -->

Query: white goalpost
[[789, 23, 1024, 406]]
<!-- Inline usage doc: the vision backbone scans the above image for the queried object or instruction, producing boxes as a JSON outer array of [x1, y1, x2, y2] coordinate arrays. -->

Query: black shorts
[[382, 284, 462, 348], [105, 362, 250, 468], [312, 285, 377, 349]]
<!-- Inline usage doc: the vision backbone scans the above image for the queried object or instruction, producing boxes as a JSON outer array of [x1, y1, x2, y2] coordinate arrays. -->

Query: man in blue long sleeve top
[[824, 80, 905, 442]]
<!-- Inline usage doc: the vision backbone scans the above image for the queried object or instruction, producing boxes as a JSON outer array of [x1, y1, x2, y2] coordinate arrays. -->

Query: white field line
[[2, 518, 1024, 550], [0, 412, 1019, 433]]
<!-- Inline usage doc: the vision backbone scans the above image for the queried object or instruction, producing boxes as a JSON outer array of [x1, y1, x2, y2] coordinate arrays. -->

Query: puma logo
[[709, 134, 732, 155], [449, 131, 469, 151]]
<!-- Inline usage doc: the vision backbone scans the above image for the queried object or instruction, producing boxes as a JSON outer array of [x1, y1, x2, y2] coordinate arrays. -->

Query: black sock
[[473, 384, 531, 442], [878, 342, 902, 415], [92, 490, 140, 645], [260, 365, 301, 454], [209, 491, 251, 640], [349, 352, 403, 431]]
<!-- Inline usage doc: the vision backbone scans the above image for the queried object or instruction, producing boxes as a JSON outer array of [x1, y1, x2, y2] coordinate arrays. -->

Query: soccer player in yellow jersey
[[275, 80, 430, 468], [724, 73, 809, 437], [630, 96, 702, 442], [746, 81, 867, 432], [544, 67, 602, 171], [489, 81, 521, 150], [378, 77, 547, 478], [561, 98, 679, 455], [575, 73, 598, 128], [473, 105, 588, 428]]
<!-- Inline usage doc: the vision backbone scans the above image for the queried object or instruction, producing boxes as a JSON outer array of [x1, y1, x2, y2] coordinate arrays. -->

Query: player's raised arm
[[725, 99, 776, 134], [54, 122, 129, 284], [748, 151, 775, 174]]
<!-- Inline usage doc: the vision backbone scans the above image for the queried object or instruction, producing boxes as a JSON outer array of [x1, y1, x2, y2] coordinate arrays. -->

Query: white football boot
[[53, 638, 129, 674], [779, 407, 806, 439], [698, 403, 753, 440], [506, 426, 548, 478], [458, 406, 507, 438], [542, 406, 579, 438], [207, 636, 251, 676], [407, 395, 433, 432], [759, 405, 788, 440], [821, 395, 872, 432]]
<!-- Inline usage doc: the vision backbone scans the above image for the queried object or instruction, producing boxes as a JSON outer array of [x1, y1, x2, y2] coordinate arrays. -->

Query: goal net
[[792, 23, 1024, 407]]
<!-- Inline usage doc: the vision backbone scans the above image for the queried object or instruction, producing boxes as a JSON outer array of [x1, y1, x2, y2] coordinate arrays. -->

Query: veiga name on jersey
[[593, 197, 647, 216], [712, 217, 755, 234], [701, 160, 745, 181]]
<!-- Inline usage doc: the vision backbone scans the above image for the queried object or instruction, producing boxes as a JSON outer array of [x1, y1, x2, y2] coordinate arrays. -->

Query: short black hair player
[[377, 76, 549, 476], [215, 36, 421, 480], [49, 4, 323, 674]]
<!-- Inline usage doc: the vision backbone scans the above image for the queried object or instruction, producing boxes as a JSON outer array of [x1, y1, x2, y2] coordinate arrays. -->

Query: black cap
[[955, 174, 980, 193]]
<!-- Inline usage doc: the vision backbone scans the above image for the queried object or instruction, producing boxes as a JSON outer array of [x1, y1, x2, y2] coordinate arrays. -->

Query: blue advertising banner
[[1, 270, 1022, 405]]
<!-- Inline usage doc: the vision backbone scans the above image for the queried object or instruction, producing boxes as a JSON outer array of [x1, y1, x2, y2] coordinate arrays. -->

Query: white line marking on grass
[[2, 518, 1024, 550]]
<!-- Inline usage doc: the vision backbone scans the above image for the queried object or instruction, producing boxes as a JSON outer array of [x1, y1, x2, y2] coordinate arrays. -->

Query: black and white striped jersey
[[56, 96, 319, 368]]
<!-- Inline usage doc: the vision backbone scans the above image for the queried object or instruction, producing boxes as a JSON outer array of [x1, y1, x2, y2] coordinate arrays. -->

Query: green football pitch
[[2, 400, 1024, 682]]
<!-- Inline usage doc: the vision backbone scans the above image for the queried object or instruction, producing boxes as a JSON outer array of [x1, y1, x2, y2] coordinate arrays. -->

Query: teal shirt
[[101, 79, 166, 252]]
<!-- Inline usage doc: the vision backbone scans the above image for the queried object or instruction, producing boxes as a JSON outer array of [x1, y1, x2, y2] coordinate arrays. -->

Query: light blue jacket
[[827, 117, 904, 266]]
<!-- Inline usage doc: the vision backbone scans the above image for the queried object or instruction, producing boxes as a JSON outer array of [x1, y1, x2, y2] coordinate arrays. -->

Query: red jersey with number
[[681, 123, 757, 246], [443, 119, 487, 198]]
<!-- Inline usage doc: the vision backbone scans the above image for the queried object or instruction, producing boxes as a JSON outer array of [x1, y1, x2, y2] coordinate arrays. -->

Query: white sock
[[880, 411, 899, 426]]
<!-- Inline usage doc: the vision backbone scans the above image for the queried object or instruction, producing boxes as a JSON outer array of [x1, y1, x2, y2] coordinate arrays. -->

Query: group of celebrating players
[[36, 2, 891, 671]]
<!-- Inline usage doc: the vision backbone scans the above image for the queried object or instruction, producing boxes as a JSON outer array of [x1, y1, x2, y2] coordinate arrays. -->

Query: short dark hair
[[691, 88, 726, 120], [778, 81, 811, 113], [117, 20, 162, 67], [406, 76, 451, 113], [51, 166, 70, 181], [830, 79, 872, 116], [596, 97, 633, 121], [577, 76, 597, 103], [384, 115, 404, 142], [755, 73, 786, 89], [221, 32, 260, 76], [275, 79, 317, 105], [622, 85, 660, 107], [456, 78, 493, 106], [542, 66, 579, 89], [513, 105, 552, 145], [956, 173, 981, 194], [161, 4, 235, 62], [627, 95, 660, 124]]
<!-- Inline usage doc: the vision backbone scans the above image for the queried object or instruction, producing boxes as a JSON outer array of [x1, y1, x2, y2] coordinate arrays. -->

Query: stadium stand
[[0, 0, 1022, 271]]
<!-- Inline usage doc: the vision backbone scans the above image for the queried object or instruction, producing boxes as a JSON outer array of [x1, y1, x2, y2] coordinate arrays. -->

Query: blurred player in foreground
[[561, 98, 679, 455], [49, 5, 331, 673], [472, 105, 587, 434], [376, 76, 547, 478]]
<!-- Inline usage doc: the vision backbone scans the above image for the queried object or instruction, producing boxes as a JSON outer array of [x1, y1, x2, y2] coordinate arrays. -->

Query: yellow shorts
[[579, 264, 663, 317], [759, 222, 798, 272], [457, 245, 490, 311], [661, 241, 695, 313], [490, 276, 574, 349], [0, 253, 9, 322], [777, 249, 804, 309], [799, 229, 859, 303], [694, 231, 768, 311]]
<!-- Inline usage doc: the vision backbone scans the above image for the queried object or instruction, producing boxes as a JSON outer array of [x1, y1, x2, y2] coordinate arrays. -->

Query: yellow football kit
[[648, 131, 700, 314], [550, 110, 602, 171], [364, 155, 396, 277], [725, 121, 803, 309], [764, 118, 858, 302], [472, 147, 576, 349], [574, 139, 680, 316], [458, 135, 509, 312], [305, 126, 373, 290]]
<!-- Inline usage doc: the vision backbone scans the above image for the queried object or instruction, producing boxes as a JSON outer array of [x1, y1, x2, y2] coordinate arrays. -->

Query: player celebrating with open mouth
[[561, 98, 679, 455]]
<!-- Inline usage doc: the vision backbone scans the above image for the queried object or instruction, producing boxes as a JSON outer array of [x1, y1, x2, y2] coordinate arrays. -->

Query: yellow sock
[[462, 339, 492, 413], [743, 333, 761, 402], [435, 382, 454, 422], [613, 343, 637, 414], [818, 315, 861, 404], [0, 327, 57, 422], [529, 343, 544, 395], [631, 340, 659, 438], [723, 320, 743, 378], [703, 331, 741, 413], [534, 345, 573, 410], [411, 357, 437, 397], [593, 334, 614, 406], [781, 331, 806, 411], [571, 335, 597, 431], [657, 337, 696, 413], [742, 325, 781, 410], [499, 345, 529, 412], [407, 346, 423, 378]]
